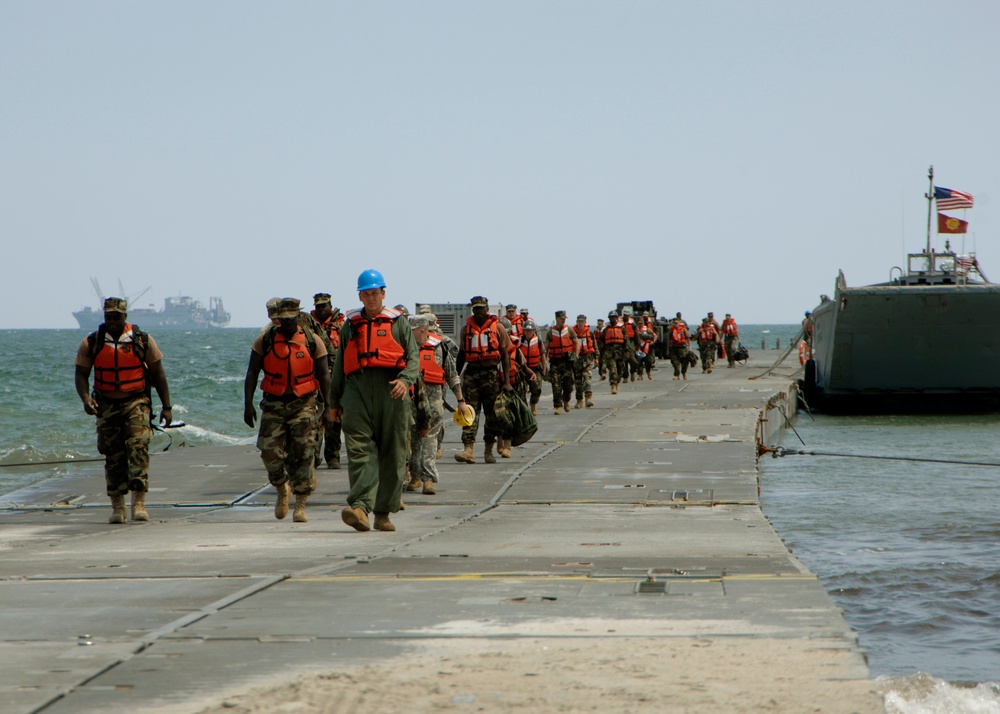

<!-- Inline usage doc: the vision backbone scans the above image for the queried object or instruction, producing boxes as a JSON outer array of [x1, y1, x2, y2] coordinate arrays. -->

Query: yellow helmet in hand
[[452, 404, 475, 427]]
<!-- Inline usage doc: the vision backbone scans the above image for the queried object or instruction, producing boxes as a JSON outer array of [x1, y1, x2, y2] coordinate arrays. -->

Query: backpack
[[493, 391, 538, 446]]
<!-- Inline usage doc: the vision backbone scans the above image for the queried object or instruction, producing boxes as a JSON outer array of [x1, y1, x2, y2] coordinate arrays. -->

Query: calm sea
[[2, 326, 997, 712]]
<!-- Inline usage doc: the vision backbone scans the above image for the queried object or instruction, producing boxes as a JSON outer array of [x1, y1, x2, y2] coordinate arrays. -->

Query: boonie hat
[[103, 297, 127, 313], [409, 314, 432, 328], [266, 297, 281, 318], [555, 310, 566, 318], [470, 296, 489, 307], [276, 298, 300, 319], [416, 304, 432, 314], [313, 293, 331, 305]]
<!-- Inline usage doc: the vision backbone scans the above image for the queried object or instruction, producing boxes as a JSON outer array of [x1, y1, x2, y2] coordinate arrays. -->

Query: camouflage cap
[[607, 310, 618, 318], [470, 296, 489, 307], [597, 318, 605, 324], [276, 298, 300, 319], [408, 314, 432, 328], [555, 310, 566, 318], [576, 314, 586, 321], [416, 304, 432, 314], [313, 292, 331, 305], [505, 304, 517, 311], [266, 297, 281, 318], [519, 307, 529, 314], [103, 297, 127, 313]]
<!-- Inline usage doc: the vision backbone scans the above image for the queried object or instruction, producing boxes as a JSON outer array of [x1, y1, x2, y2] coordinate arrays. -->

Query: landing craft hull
[[807, 278, 1000, 412]]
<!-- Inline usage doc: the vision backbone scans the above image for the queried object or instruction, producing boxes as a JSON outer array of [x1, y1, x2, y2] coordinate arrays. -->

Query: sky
[[3, 1, 998, 330]]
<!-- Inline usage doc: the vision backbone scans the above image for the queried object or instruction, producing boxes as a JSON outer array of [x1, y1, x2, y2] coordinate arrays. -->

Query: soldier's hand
[[528, 372, 537, 383], [502, 382, 514, 393], [389, 379, 408, 399], [331, 406, 344, 423], [159, 407, 173, 427], [321, 406, 337, 425], [243, 404, 257, 429], [82, 396, 98, 416]]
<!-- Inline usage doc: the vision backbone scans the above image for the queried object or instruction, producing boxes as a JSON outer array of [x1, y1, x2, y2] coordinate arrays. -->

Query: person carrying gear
[[722, 313, 740, 368], [244, 298, 333, 524], [519, 320, 547, 415], [331, 269, 420, 533], [547, 310, 580, 414], [75, 297, 173, 524], [455, 296, 514, 464], [668, 317, 693, 380], [695, 317, 720, 373], [571, 314, 596, 408]]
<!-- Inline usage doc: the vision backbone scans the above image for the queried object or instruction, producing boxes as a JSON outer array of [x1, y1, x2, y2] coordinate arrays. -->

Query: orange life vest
[[506, 341, 520, 385], [312, 310, 341, 350], [623, 318, 637, 340], [670, 325, 690, 346], [261, 327, 319, 397], [603, 324, 625, 345], [548, 325, 574, 359], [519, 336, 542, 368], [92, 323, 147, 394], [419, 335, 446, 385], [343, 307, 407, 375], [507, 313, 524, 338], [575, 324, 595, 355], [697, 324, 719, 345], [722, 318, 738, 336], [464, 315, 502, 363]]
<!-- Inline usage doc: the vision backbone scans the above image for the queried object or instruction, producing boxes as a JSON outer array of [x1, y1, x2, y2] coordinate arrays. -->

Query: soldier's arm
[[455, 326, 467, 374], [147, 359, 173, 426], [243, 351, 264, 428], [75, 365, 98, 415]]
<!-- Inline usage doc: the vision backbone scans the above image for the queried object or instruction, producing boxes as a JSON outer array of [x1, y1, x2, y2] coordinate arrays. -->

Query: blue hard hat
[[357, 269, 386, 292]]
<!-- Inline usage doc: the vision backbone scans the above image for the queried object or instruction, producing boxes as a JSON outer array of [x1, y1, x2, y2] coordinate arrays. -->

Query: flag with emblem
[[938, 213, 968, 234]]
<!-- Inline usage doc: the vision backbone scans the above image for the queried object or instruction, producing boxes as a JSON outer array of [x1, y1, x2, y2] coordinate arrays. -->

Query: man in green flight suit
[[331, 269, 420, 533]]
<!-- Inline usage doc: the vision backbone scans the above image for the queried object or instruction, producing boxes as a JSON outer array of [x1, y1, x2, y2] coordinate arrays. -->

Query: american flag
[[934, 186, 975, 211]]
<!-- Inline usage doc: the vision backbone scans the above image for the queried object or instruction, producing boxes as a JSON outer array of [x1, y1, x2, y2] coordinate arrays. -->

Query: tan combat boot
[[585, 393, 594, 408], [405, 479, 423, 492], [130, 491, 149, 522], [454, 443, 476, 464], [563, 402, 570, 413], [108, 494, 127, 524], [611, 384, 618, 395], [638, 373, 644, 380], [499, 438, 512, 458], [293, 493, 309, 523], [575, 399, 583, 409], [436, 446, 443, 460], [422, 480, 436, 495], [274, 482, 290, 520], [373, 512, 395, 531], [531, 403, 538, 416], [341, 506, 370, 531], [484, 443, 497, 464]]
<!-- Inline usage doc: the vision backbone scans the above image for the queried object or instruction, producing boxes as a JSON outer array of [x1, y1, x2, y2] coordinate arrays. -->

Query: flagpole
[[925, 165, 934, 253]]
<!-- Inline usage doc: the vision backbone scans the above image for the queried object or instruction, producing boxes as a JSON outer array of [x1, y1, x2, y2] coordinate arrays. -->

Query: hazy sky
[[3, 1, 998, 329]]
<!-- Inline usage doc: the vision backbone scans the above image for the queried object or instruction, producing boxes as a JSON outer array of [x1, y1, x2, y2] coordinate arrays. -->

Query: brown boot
[[611, 384, 618, 395], [327, 454, 341, 470], [130, 491, 149, 522], [585, 394, 594, 408], [531, 403, 538, 416], [374, 512, 395, 532], [436, 446, 442, 460], [422, 480, 436, 495], [553, 407, 561, 415], [631, 373, 636, 382], [454, 443, 475, 464], [575, 399, 583, 409], [341, 506, 370, 531], [499, 438, 512, 458], [274, 482, 290, 520], [108, 494, 126, 524], [293, 493, 309, 523], [484, 443, 497, 464], [638, 373, 644, 380], [405, 479, 423, 492], [564, 402, 570, 413]]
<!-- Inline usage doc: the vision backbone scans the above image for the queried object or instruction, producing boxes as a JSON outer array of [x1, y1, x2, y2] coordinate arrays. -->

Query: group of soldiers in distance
[[75, 273, 741, 531]]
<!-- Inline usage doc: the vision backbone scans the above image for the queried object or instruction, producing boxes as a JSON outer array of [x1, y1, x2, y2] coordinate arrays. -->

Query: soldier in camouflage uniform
[[571, 314, 596, 408], [601, 310, 628, 394], [407, 314, 466, 493], [455, 296, 513, 464], [518, 320, 547, 415], [419, 305, 460, 460], [668, 317, 693, 380], [310, 293, 343, 469], [546, 310, 580, 414], [595, 318, 606, 381], [244, 298, 334, 523], [75, 298, 173, 524]]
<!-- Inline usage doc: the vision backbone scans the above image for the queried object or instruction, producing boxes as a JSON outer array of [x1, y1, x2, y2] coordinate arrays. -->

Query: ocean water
[[2, 326, 996, 711]]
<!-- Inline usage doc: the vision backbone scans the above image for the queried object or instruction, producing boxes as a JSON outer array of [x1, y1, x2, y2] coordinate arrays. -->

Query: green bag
[[493, 391, 538, 447]]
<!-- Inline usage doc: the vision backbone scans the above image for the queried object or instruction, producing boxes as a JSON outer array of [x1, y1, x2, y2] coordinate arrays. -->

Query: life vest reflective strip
[[697, 326, 719, 345], [548, 326, 574, 359], [507, 313, 524, 337], [722, 319, 738, 336], [574, 325, 595, 355], [419, 335, 446, 385], [799, 340, 809, 365], [464, 315, 501, 363], [92, 323, 147, 393], [603, 325, 625, 345], [343, 307, 407, 375], [261, 327, 319, 397], [519, 336, 542, 368]]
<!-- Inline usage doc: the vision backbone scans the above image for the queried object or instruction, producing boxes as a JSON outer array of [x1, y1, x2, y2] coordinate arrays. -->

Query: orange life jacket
[[464, 315, 502, 363], [670, 325, 690, 346], [603, 324, 625, 345], [312, 310, 341, 350], [507, 313, 524, 338], [91, 323, 147, 394], [575, 324, 595, 355], [696, 325, 719, 345], [623, 318, 637, 339], [343, 307, 407, 375], [506, 341, 520, 385], [548, 325, 574, 359], [261, 327, 319, 397], [519, 336, 542, 368], [419, 335, 446, 385], [722, 318, 738, 336]]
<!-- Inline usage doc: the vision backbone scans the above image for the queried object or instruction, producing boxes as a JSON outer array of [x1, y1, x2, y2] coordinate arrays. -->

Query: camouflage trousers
[[409, 383, 445, 483], [602, 344, 625, 386], [461, 364, 502, 445], [573, 354, 594, 400], [257, 393, 318, 495], [549, 357, 575, 407], [526, 366, 544, 405], [698, 343, 718, 371], [724, 336, 738, 366], [669, 345, 690, 377], [96, 394, 152, 497]]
